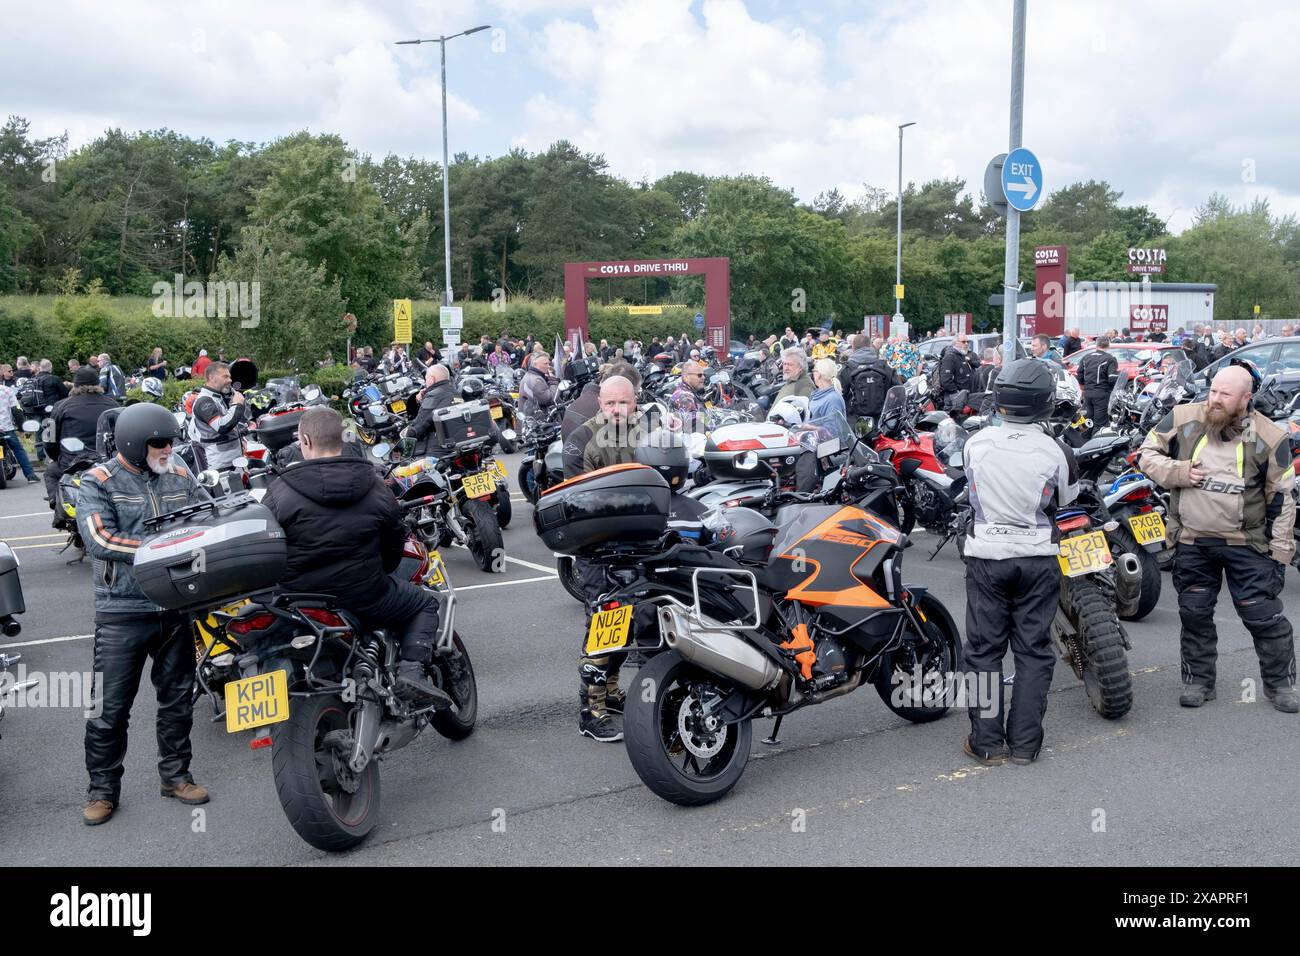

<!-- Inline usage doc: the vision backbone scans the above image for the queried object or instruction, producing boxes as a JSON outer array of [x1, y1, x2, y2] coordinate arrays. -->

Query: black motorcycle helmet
[[114, 401, 182, 468], [459, 377, 487, 402], [992, 358, 1054, 423], [1228, 357, 1263, 394], [635, 428, 690, 491]]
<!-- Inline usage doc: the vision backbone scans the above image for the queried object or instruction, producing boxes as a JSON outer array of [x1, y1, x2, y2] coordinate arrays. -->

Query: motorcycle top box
[[432, 400, 495, 447], [252, 408, 305, 453], [534, 463, 671, 553], [134, 498, 287, 611], [702, 422, 801, 479]]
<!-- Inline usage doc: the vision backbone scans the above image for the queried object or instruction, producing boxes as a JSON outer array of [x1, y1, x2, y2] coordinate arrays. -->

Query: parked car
[[1063, 342, 1183, 380]]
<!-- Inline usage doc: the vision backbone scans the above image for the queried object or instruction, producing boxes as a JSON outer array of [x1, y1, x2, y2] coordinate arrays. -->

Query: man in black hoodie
[[264, 406, 442, 703]]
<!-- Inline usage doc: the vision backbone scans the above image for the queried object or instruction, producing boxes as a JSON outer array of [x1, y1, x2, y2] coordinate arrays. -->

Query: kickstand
[[762, 714, 783, 746]]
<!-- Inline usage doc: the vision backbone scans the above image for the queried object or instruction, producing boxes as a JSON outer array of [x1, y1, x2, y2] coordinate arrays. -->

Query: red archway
[[563, 257, 730, 350]]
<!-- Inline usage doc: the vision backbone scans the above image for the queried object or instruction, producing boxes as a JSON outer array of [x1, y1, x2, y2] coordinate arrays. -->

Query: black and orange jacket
[[76, 454, 207, 613]]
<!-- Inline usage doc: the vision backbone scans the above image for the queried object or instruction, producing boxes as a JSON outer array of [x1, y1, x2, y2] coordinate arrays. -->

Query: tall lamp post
[[396, 25, 491, 307], [893, 121, 916, 337]]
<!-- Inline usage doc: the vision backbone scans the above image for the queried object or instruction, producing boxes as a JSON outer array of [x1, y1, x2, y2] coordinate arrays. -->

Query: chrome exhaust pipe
[[658, 605, 780, 691], [1114, 552, 1142, 615]]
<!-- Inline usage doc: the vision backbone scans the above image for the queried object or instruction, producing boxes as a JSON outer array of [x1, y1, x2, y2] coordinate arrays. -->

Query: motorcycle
[[537, 456, 963, 806], [873, 385, 968, 538], [145, 492, 477, 851], [379, 423, 514, 573]]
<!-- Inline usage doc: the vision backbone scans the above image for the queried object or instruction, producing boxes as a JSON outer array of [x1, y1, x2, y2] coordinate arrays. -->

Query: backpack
[[846, 358, 893, 418]]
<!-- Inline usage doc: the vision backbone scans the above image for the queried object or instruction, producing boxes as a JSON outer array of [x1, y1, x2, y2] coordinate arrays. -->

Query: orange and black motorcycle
[[536, 459, 963, 806]]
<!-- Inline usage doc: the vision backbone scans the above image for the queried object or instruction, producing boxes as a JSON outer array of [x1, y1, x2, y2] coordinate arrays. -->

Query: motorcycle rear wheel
[[495, 484, 512, 528], [464, 498, 504, 572], [1061, 577, 1132, 719], [271, 693, 380, 852], [623, 650, 752, 806], [1110, 527, 1161, 621]]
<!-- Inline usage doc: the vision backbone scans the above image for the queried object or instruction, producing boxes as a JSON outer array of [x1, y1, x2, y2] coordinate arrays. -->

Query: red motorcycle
[[872, 385, 972, 540]]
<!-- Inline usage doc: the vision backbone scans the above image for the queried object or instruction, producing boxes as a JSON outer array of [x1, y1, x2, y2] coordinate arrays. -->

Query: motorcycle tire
[[1061, 576, 1132, 719], [623, 649, 753, 807], [1110, 527, 1161, 621], [517, 463, 539, 504], [897, 487, 916, 536], [2, 446, 16, 482], [271, 692, 381, 852], [557, 556, 586, 603], [429, 632, 478, 740], [463, 498, 504, 573], [495, 484, 512, 529], [872, 592, 963, 723]]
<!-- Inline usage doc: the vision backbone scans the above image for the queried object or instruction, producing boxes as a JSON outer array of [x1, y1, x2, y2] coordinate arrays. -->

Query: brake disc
[[677, 692, 727, 759]]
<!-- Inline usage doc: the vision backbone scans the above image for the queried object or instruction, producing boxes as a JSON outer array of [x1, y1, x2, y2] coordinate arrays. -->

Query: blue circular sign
[[1001, 147, 1043, 212]]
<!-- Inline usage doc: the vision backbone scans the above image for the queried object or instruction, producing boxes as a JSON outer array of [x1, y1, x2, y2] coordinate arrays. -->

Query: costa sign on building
[[1129, 303, 1169, 333], [1127, 247, 1167, 275], [1034, 245, 1067, 337]]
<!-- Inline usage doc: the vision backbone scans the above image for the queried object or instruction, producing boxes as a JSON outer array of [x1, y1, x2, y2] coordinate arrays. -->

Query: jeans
[[1, 429, 36, 478]]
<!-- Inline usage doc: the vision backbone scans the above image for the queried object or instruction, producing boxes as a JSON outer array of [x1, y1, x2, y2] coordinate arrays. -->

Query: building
[[990, 280, 1217, 338]]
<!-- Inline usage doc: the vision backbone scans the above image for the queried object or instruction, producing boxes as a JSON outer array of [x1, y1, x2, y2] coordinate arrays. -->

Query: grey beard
[[146, 456, 173, 476]]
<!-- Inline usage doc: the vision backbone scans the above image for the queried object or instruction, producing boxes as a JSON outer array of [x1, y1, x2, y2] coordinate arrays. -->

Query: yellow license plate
[[461, 470, 497, 499], [425, 549, 447, 588], [224, 670, 290, 733], [391, 399, 407, 414], [585, 605, 634, 655], [490, 405, 503, 419], [1128, 511, 1165, 546], [1057, 530, 1113, 577]]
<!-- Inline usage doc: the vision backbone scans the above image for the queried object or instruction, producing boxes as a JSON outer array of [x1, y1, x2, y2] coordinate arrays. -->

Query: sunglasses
[[146, 437, 174, 449]]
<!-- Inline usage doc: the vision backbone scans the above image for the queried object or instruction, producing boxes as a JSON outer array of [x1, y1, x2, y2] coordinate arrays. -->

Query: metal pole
[[895, 127, 903, 325], [1002, 0, 1027, 367], [440, 36, 454, 307]]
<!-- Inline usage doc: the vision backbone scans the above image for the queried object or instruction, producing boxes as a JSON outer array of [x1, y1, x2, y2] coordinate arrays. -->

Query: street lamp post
[[396, 25, 491, 307], [894, 121, 916, 337]]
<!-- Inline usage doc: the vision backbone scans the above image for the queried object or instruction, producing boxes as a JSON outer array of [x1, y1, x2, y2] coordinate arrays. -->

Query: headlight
[[368, 402, 387, 418]]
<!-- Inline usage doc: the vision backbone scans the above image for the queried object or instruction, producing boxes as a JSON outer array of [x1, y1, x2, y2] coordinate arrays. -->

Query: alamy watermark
[[1, 665, 103, 718], [152, 274, 260, 328]]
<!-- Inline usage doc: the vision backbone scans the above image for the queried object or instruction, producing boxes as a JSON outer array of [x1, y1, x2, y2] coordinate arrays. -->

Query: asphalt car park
[[2, 454, 1298, 866]]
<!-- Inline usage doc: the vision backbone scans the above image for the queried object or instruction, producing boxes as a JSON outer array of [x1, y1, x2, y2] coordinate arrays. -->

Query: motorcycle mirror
[[854, 417, 874, 437], [44, 404, 53, 413], [371, 443, 392, 459], [303, 385, 322, 402], [400, 437, 416, 455], [232, 456, 249, 470], [22, 420, 39, 433], [60, 436, 84, 453], [198, 469, 221, 488]]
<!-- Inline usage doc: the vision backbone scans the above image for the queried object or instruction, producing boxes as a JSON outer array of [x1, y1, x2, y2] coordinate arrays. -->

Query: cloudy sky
[[4, 0, 1296, 232]]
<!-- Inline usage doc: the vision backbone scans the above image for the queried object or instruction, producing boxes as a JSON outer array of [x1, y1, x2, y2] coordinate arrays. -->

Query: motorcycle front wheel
[[517, 463, 539, 504], [429, 632, 478, 740], [271, 693, 380, 852], [623, 649, 753, 806], [873, 593, 962, 723], [556, 556, 586, 603]]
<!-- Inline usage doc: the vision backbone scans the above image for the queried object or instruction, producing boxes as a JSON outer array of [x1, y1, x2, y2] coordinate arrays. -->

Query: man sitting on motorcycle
[[669, 360, 708, 433], [263, 405, 442, 704], [406, 363, 457, 456], [188, 361, 247, 470], [45, 366, 118, 519]]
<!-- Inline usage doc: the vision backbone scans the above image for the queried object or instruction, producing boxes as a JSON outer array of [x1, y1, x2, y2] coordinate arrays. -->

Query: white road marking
[[4, 533, 63, 542], [12, 543, 64, 551], [456, 574, 557, 592], [0, 512, 54, 520], [0, 633, 93, 649], [504, 555, 559, 575]]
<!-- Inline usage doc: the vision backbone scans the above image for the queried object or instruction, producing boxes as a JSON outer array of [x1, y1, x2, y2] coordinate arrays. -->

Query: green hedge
[[0, 294, 726, 372]]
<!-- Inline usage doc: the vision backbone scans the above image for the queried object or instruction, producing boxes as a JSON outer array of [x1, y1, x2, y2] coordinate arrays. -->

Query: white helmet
[[768, 395, 809, 429], [141, 377, 164, 399]]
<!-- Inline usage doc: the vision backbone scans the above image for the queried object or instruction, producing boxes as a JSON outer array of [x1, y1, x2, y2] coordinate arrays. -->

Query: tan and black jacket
[[1139, 403, 1295, 563]]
